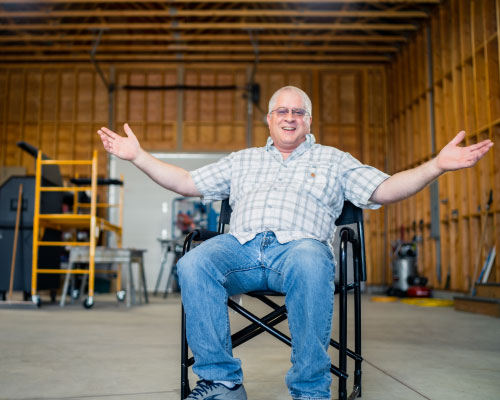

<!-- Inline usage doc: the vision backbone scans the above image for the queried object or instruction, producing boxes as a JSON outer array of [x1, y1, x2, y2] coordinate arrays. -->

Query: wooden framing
[[0, 34, 409, 43], [0, 63, 388, 286], [0, 9, 429, 19], [1, 0, 497, 290], [0, 0, 442, 4], [386, 0, 500, 290], [0, 0, 436, 64]]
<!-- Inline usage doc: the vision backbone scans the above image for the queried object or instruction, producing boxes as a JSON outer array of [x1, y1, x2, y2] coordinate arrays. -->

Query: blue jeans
[[177, 232, 335, 400]]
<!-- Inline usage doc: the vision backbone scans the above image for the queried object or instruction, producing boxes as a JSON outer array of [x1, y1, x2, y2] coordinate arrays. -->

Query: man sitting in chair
[[98, 86, 492, 400]]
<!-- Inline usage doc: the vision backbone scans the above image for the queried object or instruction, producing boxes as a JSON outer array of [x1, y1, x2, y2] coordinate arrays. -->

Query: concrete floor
[[1, 292, 499, 400]]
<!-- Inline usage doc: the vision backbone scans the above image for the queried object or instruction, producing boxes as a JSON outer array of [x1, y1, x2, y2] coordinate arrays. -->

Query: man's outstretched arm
[[97, 123, 201, 197], [370, 131, 494, 205]]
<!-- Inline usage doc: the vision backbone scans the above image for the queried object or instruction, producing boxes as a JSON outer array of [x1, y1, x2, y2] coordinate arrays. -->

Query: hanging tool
[[470, 190, 493, 296], [0, 184, 37, 309], [8, 184, 23, 301]]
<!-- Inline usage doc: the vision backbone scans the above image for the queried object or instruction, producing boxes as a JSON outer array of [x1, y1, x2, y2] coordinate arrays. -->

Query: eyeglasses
[[270, 107, 310, 118]]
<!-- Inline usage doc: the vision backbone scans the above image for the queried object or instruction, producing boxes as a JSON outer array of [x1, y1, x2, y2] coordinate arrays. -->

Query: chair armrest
[[183, 229, 222, 254], [191, 229, 221, 241]]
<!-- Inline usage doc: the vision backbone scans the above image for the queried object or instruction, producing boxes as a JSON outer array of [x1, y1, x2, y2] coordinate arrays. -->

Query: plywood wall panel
[[252, 124, 268, 148], [5, 123, 21, 165], [163, 72, 178, 122], [25, 72, 41, 123], [474, 50, 489, 130], [440, 7, 453, 77], [199, 72, 216, 121], [145, 73, 163, 123], [216, 73, 234, 123], [451, 1, 462, 69], [115, 72, 128, 124], [320, 74, 338, 124], [94, 79, 108, 123], [0, 71, 6, 123], [184, 71, 198, 123], [339, 74, 357, 125], [472, 1, 484, 50], [234, 72, 248, 122], [60, 72, 75, 121], [459, 0, 473, 62], [76, 71, 93, 123], [268, 73, 287, 97], [453, 68, 465, 131], [42, 72, 58, 122], [128, 72, 146, 123], [58, 123, 74, 177], [40, 123, 57, 159], [486, 39, 500, 122]]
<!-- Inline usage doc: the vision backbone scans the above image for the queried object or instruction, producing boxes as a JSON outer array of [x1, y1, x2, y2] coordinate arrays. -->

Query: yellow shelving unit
[[31, 150, 124, 308]]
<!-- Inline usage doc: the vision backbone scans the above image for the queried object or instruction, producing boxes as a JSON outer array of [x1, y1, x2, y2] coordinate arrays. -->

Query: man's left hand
[[436, 130, 494, 172]]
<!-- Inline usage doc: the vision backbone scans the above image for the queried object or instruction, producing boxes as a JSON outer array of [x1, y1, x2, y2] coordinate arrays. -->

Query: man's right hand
[[97, 123, 141, 161], [98, 122, 201, 197]]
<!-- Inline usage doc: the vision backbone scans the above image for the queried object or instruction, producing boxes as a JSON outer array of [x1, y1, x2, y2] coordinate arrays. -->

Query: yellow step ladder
[[31, 150, 124, 308]]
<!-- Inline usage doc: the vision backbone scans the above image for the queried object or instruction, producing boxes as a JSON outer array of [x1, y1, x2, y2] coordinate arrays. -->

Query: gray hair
[[268, 86, 312, 117]]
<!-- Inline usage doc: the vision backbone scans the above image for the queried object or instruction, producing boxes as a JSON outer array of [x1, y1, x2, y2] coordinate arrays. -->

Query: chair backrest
[[214, 198, 367, 282], [217, 199, 363, 231], [335, 201, 363, 226], [217, 198, 233, 233], [335, 201, 366, 282]]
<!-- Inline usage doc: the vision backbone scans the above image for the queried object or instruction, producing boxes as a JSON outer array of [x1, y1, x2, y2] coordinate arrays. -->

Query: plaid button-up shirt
[[190, 134, 389, 245]]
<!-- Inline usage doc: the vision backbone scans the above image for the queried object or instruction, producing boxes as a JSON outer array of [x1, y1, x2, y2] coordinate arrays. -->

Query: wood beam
[[0, 44, 399, 52], [0, 33, 408, 43], [0, 22, 418, 31], [0, 0, 442, 4], [1, 9, 429, 18], [0, 53, 391, 62]]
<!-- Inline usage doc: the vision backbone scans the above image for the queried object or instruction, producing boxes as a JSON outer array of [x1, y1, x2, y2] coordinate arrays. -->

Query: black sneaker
[[186, 380, 247, 399]]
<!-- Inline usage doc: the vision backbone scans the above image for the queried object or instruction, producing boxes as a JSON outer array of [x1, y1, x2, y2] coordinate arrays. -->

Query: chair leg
[[140, 260, 149, 304], [339, 250, 361, 399], [181, 305, 190, 399], [338, 230, 349, 400], [353, 248, 362, 398]]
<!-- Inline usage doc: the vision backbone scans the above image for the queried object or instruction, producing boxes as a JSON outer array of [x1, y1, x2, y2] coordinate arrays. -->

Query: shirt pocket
[[304, 166, 330, 200], [289, 162, 331, 200]]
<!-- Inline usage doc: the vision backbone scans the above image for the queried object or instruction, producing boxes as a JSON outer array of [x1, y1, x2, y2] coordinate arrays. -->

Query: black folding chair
[[181, 199, 366, 400]]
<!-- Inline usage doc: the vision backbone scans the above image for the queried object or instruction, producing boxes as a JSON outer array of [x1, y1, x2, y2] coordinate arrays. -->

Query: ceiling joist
[[0, 0, 438, 64]]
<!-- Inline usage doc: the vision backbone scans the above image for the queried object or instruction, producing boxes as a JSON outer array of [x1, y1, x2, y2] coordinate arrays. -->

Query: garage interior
[[1, 1, 499, 399]]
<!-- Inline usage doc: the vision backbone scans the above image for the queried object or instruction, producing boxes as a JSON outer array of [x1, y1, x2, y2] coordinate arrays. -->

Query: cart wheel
[[116, 290, 126, 302], [32, 295, 41, 307], [83, 297, 94, 309], [71, 289, 80, 299]]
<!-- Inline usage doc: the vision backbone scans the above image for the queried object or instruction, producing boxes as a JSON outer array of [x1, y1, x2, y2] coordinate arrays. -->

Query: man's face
[[266, 90, 312, 156]]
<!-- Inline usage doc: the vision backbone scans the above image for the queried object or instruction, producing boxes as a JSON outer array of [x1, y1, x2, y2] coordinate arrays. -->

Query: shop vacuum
[[387, 239, 432, 298]]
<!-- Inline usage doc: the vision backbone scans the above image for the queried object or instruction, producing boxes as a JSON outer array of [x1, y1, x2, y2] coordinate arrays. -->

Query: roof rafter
[[0, 0, 438, 64], [0, 33, 408, 42], [0, 0, 441, 4], [1, 22, 419, 31]]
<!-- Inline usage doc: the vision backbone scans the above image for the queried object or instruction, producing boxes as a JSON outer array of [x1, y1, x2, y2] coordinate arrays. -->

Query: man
[[98, 86, 493, 400]]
